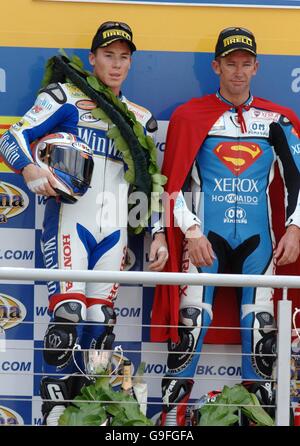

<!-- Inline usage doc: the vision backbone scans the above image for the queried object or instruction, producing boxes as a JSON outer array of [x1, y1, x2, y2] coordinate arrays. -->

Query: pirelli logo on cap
[[102, 29, 131, 41], [223, 35, 253, 48]]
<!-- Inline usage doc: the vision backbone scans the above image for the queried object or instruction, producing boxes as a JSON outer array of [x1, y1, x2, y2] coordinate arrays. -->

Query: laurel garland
[[41, 50, 167, 233]]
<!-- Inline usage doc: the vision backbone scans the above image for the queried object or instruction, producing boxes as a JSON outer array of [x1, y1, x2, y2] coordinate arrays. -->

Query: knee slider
[[253, 312, 277, 378], [160, 377, 194, 426], [40, 374, 90, 425], [87, 304, 116, 349], [167, 307, 201, 372], [98, 304, 116, 326], [43, 301, 85, 367], [88, 303, 116, 324], [162, 378, 194, 406], [95, 305, 116, 350], [241, 381, 275, 424]]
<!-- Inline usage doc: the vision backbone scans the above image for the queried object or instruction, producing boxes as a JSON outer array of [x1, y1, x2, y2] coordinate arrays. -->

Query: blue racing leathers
[[161, 92, 300, 425]]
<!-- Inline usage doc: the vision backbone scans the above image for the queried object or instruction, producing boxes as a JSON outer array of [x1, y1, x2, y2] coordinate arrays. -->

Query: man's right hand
[[185, 224, 215, 267], [22, 163, 58, 196]]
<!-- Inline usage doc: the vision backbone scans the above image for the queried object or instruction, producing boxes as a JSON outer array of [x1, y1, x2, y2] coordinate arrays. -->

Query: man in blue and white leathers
[[0, 21, 168, 425]]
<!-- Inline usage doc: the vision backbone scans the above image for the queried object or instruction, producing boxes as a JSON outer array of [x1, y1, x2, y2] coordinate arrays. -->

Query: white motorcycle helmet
[[33, 132, 94, 203]]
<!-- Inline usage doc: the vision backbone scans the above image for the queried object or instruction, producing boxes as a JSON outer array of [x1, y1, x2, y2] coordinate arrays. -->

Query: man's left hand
[[274, 224, 300, 266], [149, 233, 168, 271]]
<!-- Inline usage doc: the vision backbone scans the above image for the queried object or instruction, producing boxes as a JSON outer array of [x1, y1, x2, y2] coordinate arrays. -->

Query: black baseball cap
[[215, 27, 257, 58], [91, 21, 136, 53]]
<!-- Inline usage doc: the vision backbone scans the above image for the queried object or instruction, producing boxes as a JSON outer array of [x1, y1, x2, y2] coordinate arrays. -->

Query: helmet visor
[[48, 145, 94, 186]]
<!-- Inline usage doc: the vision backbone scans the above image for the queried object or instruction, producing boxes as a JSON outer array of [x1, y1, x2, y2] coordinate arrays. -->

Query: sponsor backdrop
[[0, 0, 300, 425]]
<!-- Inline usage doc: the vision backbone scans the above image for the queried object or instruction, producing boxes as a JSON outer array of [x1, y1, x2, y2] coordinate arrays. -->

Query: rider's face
[[212, 51, 258, 104], [89, 40, 132, 96]]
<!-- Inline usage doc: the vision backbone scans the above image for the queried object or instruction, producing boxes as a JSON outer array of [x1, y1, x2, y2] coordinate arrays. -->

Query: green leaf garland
[[41, 50, 167, 233]]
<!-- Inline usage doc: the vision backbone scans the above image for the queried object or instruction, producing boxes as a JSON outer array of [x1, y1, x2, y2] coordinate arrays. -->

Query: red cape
[[151, 94, 300, 343]]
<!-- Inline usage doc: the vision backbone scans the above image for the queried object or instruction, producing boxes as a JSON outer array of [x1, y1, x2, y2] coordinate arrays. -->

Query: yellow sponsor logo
[[223, 157, 246, 168], [0, 293, 27, 330], [0, 405, 24, 425], [0, 181, 29, 223], [214, 142, 262, 174], [223, 35, 253, 48], [229, 144, 261, 158], [103, 29, 131, 41], [0, 116, 20, 172], [65, 83, 84, 98]]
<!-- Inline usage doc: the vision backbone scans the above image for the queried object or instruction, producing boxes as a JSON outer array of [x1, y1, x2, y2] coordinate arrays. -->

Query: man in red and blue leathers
[[151, 27, 300, 426]]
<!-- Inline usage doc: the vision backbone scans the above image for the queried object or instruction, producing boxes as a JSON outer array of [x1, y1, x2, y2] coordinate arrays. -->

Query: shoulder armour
[[39, 83, 67, 104], [279, 115, 291, 126], [122, 96, 157, 132], [146, 116, 158, 133]]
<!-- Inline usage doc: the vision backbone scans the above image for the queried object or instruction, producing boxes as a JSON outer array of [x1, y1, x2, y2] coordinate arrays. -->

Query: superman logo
[[213, 142, 262, 175]]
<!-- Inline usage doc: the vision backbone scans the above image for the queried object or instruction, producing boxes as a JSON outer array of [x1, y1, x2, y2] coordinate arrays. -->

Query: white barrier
[[276, 295, 292, 426], [0, 267, 300, 288]]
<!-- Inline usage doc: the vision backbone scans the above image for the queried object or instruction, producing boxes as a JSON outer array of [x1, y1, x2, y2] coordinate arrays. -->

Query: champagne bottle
[[132, 361, 148, 415], [121, 360, 133, 395]]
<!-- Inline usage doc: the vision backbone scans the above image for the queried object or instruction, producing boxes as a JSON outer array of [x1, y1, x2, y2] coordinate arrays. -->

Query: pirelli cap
[[91, 21, 136, 53], [215, 27, 257, 58]]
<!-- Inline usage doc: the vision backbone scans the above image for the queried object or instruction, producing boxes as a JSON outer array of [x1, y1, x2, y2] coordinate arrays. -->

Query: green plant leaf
[[199, 384, 275, 426], [58, 48, 69, 59], [200, 402, 239, 426], [222, 384, 252, 405], [91, 107, 112, 124], [152, 184, 164, 194], [107, 126, 121, 140], [94, 375, 111, 392], [133, 123, 146, 138], [71, 54, 84, 69], [152, 173, 168, 185], [59, 402, 107, 426], [87, 75, 102, 92], [124, 167, 135, 183], [69, 62, 86, 75], [241, 393, 274, 426]]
